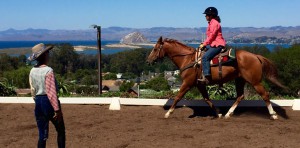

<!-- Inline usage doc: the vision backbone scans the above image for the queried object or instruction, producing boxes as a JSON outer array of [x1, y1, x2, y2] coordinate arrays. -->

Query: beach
[[105, 43, 155, 48]]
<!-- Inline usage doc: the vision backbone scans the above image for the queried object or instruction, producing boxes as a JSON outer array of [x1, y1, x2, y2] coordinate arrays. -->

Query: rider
[[198, 7, 226, 84]]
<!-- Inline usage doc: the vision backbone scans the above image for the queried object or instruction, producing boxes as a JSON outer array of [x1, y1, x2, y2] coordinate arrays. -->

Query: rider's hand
[[199, 43, 205, 50]]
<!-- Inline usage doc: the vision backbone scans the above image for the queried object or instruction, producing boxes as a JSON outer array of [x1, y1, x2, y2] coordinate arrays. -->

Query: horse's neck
[[165, 43, 194, 69]]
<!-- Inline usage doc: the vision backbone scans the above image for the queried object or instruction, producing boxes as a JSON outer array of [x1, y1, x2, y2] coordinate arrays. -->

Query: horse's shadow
[[163, 100, 289, 119]]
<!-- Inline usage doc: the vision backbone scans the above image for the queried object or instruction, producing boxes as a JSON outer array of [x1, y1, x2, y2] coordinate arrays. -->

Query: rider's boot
[[198, 74, 210, 85]]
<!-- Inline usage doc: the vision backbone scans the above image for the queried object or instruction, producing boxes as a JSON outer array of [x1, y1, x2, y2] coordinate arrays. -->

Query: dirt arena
[[1, 103, 300, 148]]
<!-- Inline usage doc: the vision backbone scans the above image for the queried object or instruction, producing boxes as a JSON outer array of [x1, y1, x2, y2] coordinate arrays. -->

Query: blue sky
[[0, 0, 299, 31]]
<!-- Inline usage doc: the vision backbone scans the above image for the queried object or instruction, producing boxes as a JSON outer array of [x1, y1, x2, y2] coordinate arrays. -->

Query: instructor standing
[[28, 43, 66, 148]]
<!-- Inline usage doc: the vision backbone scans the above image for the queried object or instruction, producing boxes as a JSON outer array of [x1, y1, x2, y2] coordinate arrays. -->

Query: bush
[[0, 78, 16, 96], [207, 83, 236, 100], [75, 86, 98, 96], [119, 81, 134, 92]]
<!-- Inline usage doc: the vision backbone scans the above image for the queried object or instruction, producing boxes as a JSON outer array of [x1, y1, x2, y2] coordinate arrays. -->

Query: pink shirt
[[45, 72, 59, 111], [203, 18, 226, 47]]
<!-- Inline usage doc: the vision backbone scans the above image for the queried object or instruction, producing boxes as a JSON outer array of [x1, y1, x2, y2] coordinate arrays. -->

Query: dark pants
[[34, 95, 65, 148], [202, 45, 222, 76]]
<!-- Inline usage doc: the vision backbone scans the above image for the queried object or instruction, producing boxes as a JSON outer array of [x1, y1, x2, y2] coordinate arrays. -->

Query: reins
[[157, 40, 202, 74]]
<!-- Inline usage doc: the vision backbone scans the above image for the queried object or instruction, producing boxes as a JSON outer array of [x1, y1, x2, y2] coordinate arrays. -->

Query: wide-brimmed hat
[[28, 43, 53, 61]]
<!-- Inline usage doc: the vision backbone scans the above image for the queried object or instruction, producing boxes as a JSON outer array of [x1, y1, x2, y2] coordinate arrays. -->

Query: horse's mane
[[163, 38, 195, 52]]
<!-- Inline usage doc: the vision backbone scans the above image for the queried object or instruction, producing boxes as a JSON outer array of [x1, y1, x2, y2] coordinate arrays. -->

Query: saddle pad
[[210, 48, 236, 66], [211, 56, 229, 65]]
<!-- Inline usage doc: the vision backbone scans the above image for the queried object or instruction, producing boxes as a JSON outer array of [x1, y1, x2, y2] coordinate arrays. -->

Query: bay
[[0, 40, 127, 55]]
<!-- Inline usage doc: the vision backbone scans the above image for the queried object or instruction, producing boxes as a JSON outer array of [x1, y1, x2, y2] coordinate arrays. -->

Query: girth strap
[[218, 55, 223, 88]]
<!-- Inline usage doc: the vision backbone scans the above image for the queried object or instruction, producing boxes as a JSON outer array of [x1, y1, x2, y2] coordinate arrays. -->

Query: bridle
[[153, 43, 164, 60], [151, 41, 196, 65]]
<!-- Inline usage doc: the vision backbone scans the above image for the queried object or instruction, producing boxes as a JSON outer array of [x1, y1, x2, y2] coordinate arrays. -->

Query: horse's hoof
[[224, 112, 233, 119], [218, 114, 222, 118], [164, 114, 170, 119], [224, 115, 230, 119], [212, 114, 222, 119], [270, 114, 278, 120]]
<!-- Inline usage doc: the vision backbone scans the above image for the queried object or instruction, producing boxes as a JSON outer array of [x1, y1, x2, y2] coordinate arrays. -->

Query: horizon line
[[1, 25, 300, 31]]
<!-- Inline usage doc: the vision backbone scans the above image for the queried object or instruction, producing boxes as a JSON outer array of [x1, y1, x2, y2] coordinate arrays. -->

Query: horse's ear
[[158, 36, 163, 44]]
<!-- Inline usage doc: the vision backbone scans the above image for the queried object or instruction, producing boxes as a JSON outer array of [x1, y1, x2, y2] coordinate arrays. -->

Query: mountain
[[1, 26, 300, 43], [120, 32, 150, 44]]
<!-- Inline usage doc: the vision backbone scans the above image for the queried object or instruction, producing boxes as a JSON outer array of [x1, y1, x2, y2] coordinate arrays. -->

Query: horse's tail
[[256, 55, 288, 90]]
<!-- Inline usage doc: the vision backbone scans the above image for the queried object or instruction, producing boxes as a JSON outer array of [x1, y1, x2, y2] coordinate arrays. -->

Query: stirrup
[[198, 77, 209, 84], [197, 77, 205, 82], [197, 74, 206, 82]]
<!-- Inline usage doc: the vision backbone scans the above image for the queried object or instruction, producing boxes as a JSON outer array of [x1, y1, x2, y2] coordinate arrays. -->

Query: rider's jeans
[[202, 45, 222, 76]]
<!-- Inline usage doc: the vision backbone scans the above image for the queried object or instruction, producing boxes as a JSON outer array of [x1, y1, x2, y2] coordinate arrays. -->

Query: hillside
[[120, 32, 150, 44], [1, 26, 300, 44]]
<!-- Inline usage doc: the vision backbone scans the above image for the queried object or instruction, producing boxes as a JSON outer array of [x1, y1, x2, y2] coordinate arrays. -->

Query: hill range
[[1, 26, 300, 43]]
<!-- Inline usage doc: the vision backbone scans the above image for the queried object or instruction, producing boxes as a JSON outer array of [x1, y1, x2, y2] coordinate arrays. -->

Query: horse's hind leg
[[225, 78, 246, 119], [197, 85, 221, 118], [253, 83, 278, 120], [165, 84, 190, 118]]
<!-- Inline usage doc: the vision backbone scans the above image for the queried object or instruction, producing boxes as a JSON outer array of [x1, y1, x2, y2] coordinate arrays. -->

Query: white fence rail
[[1, 97, 299, 110]]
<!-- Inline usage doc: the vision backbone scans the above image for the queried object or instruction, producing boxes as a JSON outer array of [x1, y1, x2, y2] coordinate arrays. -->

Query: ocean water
[[0, 40, 127, 55], [0, 41, 114, 49], [188, 43, 291, 51], [0, 41, 290, 55]]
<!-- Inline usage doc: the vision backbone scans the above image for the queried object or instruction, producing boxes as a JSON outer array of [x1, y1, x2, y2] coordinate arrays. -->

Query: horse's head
[[147, 36, 166, 64]]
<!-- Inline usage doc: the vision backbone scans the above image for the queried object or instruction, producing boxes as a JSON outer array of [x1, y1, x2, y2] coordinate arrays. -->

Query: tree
[[145, 74, 170, 91], [267, 44, 300, 96], [3, 66, 31, 88], [0, 54, 27, 76], [105, 48, 176, 76], [232, 45, 270, 56], [103, 73, 117, 80], [48, 43, 79, 76]]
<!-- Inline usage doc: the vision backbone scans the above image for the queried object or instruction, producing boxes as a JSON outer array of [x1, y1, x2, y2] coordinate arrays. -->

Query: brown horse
[[147, 37, 287, 120]]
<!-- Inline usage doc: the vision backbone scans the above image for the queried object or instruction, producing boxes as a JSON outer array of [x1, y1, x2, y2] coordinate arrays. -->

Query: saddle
[[210, 48, 236, 66], [179, 47, 237, 87], [195, 47, 236, 66], [195, 47, 236, 87]]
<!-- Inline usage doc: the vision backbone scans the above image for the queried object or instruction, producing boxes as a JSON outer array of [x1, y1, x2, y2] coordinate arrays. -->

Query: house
[[167, 76, 177, 87], [102, 80, 122, 92]]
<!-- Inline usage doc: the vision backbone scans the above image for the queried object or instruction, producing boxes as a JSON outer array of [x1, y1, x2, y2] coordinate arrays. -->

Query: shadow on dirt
[[163, 100, 289, 119]]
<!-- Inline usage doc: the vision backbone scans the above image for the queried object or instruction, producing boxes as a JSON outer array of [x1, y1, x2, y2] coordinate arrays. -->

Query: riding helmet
[[203, 7, 218, 16]]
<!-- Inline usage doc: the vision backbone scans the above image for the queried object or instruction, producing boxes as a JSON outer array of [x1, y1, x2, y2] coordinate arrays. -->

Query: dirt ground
[[1, 103, 300, 148]]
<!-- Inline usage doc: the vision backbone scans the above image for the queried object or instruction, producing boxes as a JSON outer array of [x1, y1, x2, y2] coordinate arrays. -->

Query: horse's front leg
[[197, 84, 221, 118], [165, 84, 190, 118], [225, 78, 246, 119]]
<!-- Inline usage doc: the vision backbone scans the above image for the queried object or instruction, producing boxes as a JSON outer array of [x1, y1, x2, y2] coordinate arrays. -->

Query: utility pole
[[91, 25, 102, 94]]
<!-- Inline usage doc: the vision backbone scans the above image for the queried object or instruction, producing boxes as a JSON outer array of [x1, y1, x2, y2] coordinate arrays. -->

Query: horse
[[147, 36, 287, 120]]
